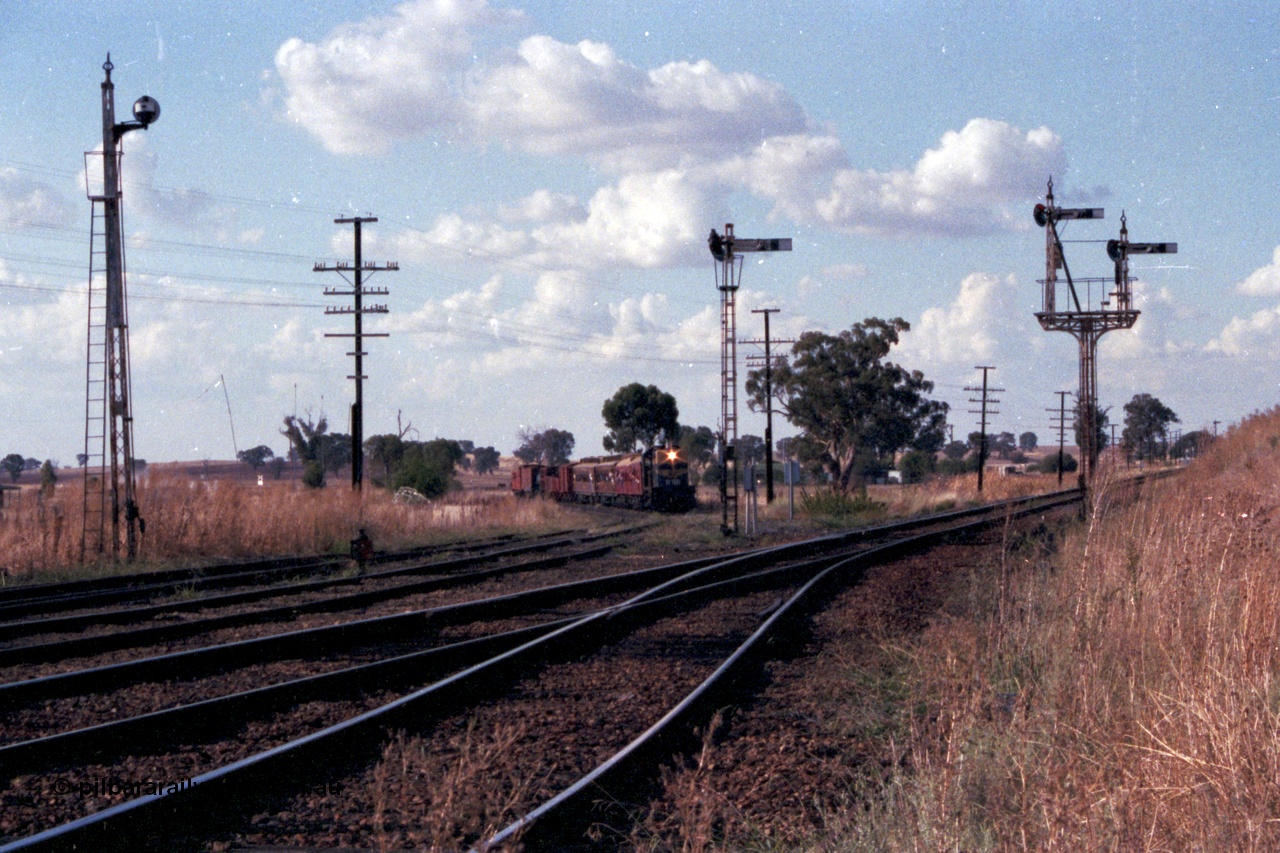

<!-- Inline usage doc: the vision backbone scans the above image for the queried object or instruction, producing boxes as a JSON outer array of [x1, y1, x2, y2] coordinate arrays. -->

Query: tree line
[[1, 454, 58, 494], [217, 317, 1200, 500]]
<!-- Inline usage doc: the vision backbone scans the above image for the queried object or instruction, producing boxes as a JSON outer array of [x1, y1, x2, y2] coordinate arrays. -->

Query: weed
[[0, 470, 581, 580], [799, 491, 886, 524], [368, 721, 535, 852], [833, 407, 1280, 850]]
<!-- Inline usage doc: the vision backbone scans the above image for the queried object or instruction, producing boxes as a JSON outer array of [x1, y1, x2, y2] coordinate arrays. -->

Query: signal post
[[1033, 177, 1176, 489], [708, 225, 790, 535]]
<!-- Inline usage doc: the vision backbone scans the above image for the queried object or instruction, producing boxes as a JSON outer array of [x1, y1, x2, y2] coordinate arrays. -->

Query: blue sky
[[2, 1, 1279, 464]]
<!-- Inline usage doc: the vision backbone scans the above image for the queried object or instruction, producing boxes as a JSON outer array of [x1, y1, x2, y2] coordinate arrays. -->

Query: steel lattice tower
[[1033, 177, 1175, 488]]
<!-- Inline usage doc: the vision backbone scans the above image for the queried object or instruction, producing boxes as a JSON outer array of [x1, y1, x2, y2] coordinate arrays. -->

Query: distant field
[[0, 451, 1100, 583]]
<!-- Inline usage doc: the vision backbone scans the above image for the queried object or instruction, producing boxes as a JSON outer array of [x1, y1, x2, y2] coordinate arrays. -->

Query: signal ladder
[[81, 198, 109, 560], [719, 282, 738, 533]]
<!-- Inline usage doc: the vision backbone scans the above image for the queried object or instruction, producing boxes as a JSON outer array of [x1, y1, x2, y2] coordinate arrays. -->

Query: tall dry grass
[[367, 723, 534, 853], [830, 410, 1280, 851], [753, 470, 1070, 527], [0, 470, 574, 581]]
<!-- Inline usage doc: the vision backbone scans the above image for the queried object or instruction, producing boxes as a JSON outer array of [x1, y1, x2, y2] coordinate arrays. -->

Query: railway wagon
[[510, 447, 695, 512]]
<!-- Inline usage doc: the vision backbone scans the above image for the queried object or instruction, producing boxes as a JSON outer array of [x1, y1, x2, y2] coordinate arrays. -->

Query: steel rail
[[0, 550, 737, 708], [0, 541, 615, 658], [0, 540, 611, 643], [0, 537, 503, 607], [0, 490, 1076, 704], [0, 491, 1081, 852], [0, 549, 851, 781], [0, 554, 343, 610], [0, 528, 602, 607], [480, 491, 1082, 850], [0, 551, 845, 851], [0, 528, 621, 624], [0, 618, 572, 780]]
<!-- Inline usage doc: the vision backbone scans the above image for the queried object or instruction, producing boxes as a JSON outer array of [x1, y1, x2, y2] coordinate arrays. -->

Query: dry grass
[[630, 714, 753, 853], [0, 471, 577, 582], [752, 470, 1071, 529], [820, 410, 1280, 851], [368, 722, 536, 853]]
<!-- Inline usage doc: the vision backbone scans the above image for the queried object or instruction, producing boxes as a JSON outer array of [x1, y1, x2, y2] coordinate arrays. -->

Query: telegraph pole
[[966, 366, 1002, 492], [1033, 177, 1176, 490], [744, 308, 793, 503], [1048, 390, 1070, 487], [314, 217, 397, 490], [708, 225, 791, 534], [82, 56, 160, 562]]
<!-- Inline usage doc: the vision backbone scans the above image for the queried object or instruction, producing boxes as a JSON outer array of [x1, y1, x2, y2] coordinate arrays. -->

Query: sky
[[2, 0, 1279, 465]]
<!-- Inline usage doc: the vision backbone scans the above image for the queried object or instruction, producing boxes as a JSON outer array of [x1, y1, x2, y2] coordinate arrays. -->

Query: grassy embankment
[[641, 412, 1280, 851]]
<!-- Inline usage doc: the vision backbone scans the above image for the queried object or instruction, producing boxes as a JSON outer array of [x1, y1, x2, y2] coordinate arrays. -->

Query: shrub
[[39, 460, 57, 495], [1032, 452, 1076, 473], [800, 489, 885, 521], [937, 455, 978, 476], [301, 460, 325, 489], [390, 441, 459, 499], [897, 450, 935, 484]]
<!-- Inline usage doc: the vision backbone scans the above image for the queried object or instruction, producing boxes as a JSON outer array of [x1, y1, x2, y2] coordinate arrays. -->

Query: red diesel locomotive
[[510, 447, 696, 512]]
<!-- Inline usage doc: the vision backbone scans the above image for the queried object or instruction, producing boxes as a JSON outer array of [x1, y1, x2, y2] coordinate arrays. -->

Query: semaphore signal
[[82, 56, 161, 563], [1033, 177, 1176, 491], [708, 224, 791, 536]]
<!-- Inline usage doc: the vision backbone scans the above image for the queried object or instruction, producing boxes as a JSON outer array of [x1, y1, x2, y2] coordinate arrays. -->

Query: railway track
[[0, 534, 636, 666], [0, 489, 1082, 851], [0, 526, 618, 624]]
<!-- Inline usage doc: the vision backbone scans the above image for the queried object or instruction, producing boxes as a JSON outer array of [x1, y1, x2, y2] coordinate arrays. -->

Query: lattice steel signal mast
[[708, 224, 791, 535], [1033, 177, 1176, 487], [82, 56, 160, 562]]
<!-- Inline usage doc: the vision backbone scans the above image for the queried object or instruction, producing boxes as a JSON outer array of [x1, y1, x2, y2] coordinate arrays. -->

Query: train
[[510, 447, 697, 512]]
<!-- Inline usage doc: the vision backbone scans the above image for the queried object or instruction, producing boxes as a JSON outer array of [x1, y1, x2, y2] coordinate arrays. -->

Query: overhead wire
[[0, 158, 734, 365]]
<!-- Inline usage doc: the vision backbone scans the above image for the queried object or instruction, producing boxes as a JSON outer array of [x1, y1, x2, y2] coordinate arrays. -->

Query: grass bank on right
[[830, 409, 1280, 851]]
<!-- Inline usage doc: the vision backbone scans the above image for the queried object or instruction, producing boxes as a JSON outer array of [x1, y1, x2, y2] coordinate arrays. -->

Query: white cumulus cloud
[[530, 169, 713, 268], [1205, 305, 1280, 358], [383, 168, 718, 272], [724, 120, 1064, 238], [471, 36, 805, 169], [0, 167, 73, 228], [899, 272, 1027, 366], [274, 0, 519, 155], [1236, 246, 1280, 296], [273, 0, 804, 168], [818, 120, 1065, 236]]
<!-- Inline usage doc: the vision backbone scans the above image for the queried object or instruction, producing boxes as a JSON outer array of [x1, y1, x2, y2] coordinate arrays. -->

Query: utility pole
[[82, 56, 160, 562], [966, 366, 1002, 492], [708, 225, 790, 535], [314, 217, 397, 490], [743, 308, 793, 503], [1047, 390, 1070, 487], [1033, 177, 1176, 491]]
